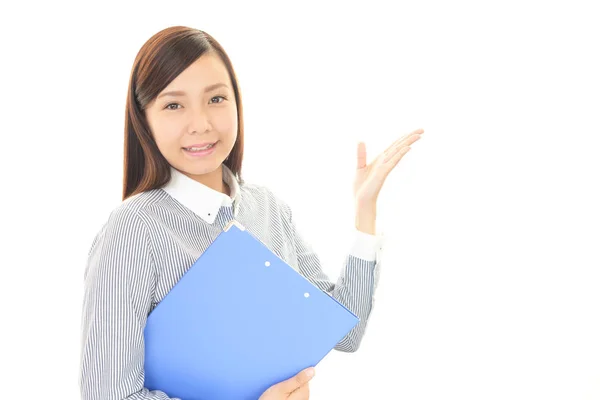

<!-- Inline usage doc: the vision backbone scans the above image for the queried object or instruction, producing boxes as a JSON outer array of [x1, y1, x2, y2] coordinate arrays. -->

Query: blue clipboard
[[143, 220, 359, 400]]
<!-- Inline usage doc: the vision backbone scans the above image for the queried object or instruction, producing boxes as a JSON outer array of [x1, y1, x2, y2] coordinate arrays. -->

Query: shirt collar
[[162, 165, 240, 224]]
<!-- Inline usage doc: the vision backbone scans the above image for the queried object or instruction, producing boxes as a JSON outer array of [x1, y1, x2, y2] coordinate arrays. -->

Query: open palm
[[353, 128, 424, 204]]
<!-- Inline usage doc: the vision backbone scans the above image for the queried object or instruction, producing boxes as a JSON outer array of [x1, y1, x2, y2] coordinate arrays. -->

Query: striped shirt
[[79, 165, 384, 400]]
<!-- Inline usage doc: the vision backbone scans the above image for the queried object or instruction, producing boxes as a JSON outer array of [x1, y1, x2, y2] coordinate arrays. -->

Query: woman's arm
[[284, 204, 383, 353], [80, 206, 180, 400]]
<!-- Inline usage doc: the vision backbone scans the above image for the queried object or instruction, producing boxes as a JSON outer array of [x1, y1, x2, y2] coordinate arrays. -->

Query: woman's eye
[[165, 103, 181, 110], [210, 96, 226, 104]]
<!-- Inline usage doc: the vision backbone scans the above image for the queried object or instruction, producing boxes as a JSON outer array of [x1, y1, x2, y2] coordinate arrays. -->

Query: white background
[[1, 1, 599, 399]]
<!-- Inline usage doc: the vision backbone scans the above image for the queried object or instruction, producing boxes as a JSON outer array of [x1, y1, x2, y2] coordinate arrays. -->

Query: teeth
[[187, 143, 214, 151]]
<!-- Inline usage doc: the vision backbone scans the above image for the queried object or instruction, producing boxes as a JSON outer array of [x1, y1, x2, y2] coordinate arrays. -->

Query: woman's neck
[[184, 165, 229, 195]]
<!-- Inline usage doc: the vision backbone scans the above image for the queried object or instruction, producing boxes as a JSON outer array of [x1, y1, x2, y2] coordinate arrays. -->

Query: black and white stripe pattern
[[80, 167, 383, 399]]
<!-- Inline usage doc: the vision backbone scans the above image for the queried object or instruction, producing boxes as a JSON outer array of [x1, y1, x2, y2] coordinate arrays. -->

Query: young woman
[[79, 25, 423, 400]]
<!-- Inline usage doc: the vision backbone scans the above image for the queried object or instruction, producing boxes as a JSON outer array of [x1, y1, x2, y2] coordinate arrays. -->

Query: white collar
[[162, 165, 240, 224]]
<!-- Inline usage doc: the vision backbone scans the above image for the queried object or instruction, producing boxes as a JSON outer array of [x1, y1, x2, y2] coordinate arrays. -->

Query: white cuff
[[349, 229, 385, 261]]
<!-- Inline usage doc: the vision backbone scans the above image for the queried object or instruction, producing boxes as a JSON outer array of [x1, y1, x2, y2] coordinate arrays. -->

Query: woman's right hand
[[258, 367, 316, 400]]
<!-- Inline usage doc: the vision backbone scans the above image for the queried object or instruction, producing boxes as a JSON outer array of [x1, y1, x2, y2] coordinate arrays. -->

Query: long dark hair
[[122, 26, 245, 201]]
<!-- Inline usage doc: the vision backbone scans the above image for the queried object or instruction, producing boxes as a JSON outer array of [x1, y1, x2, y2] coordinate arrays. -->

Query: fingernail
[[305, 368, 315, 378]]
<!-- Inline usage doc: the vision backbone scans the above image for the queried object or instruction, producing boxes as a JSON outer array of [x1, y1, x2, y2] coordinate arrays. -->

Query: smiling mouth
[[183, 143, 216, 151]]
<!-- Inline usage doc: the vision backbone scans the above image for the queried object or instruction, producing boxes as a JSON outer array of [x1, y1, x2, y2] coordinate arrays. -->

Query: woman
[[79, 25, 423, 400]]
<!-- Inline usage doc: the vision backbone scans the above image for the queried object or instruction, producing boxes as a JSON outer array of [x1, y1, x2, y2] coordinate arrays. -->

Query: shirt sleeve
[[79, 206, 180, 400], [349, 228, 385, 261], [285, 206, 384, 353]]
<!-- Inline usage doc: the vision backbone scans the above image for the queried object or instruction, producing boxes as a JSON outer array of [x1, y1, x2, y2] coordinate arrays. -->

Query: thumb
[[279, 367, 316, 394], [357, 142, 367, 169]]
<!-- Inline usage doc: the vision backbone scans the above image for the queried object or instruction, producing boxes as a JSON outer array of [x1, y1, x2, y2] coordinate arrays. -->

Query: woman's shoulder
[[85, 190, 167, 276], [93, 189, 167, 235], [86, 189, 167, 255], [112, 188, 165, 216]]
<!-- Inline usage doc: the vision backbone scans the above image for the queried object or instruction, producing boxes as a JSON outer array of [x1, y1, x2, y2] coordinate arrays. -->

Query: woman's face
[[145, 52, 238, 179]]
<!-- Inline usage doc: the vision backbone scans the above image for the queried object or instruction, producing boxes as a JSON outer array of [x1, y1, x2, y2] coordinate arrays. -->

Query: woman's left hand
[[353, 128, 424, 206]]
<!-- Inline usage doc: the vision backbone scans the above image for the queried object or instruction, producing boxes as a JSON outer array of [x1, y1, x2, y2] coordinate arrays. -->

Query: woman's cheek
[[212, 109, 238, 137]]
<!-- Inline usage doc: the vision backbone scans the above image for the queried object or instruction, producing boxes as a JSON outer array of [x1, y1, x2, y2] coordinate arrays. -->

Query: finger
[[357, 142, 367, 169], [280, 368, 315, 394], [383, 129, 423, 162], [384, 128, 424, 157], [289, 382, 310, 400], [383, 138, 411, 163], [385, 131, 421, 156], [383, 146, 411, 170]]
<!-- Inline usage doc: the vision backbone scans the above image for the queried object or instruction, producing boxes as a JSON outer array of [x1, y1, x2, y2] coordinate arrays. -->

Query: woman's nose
[[188, 110, 211, 134]]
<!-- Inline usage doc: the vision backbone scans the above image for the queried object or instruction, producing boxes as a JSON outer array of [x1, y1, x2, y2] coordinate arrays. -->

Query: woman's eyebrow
[[157, 83, 229, 99]]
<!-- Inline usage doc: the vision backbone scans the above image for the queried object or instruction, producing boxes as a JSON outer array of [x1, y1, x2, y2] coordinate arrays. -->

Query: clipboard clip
[[224, 219, 246, 232]]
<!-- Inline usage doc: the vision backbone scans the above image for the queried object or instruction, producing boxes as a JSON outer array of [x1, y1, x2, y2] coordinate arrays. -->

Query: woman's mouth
[[182, 142, 217, 157]]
